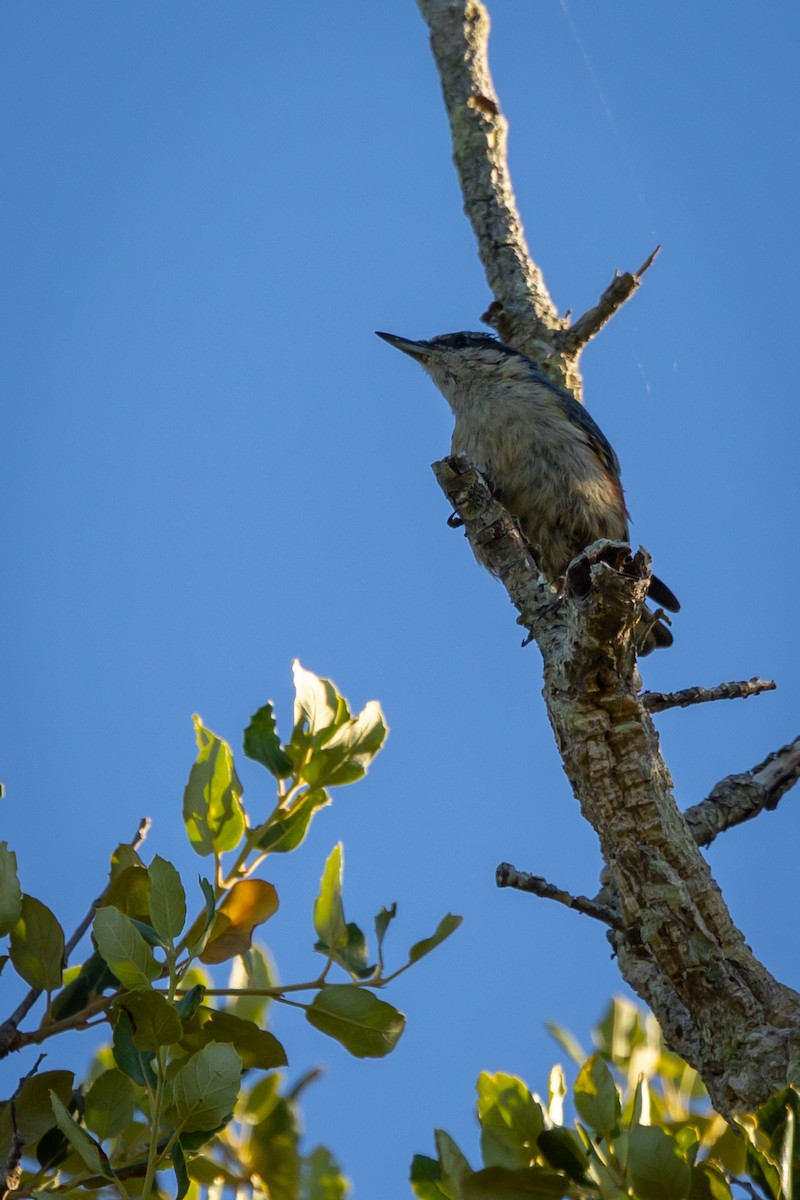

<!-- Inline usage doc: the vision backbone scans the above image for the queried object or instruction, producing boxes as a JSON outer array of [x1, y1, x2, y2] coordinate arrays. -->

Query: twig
[[685, 736, 800, 847], [2, 1054, 46, 1200], [558, 246, 660, 356], [642, 677, 776, 714], [496, 863, 622, 929], [0, 818, 150, 1060]]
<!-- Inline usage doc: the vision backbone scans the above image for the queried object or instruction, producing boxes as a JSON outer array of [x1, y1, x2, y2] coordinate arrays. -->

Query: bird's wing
[[552, 388, 623, 482]]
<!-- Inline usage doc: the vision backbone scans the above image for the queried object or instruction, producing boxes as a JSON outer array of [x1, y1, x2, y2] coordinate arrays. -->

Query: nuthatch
[[376, 330, 679, 652]]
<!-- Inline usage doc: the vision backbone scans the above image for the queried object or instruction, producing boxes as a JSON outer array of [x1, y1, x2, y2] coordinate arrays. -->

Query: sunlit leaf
[[313, 844, 346, 952], [200, 879, 279, 964], [226, 945, 274, 1024], [477, 1072, 544, 1170], [574, 1054, 620, 1137], [9, 895, 65, 990], [183, 715, 245, 857]]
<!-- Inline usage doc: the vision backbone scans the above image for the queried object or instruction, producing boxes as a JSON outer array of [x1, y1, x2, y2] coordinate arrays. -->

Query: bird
[[376, 329, 679, 653]]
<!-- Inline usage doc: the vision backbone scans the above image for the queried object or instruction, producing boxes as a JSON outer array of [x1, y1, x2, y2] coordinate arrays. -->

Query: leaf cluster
[[413, 997, 800, 1200], [0, 662, 460, 1199]]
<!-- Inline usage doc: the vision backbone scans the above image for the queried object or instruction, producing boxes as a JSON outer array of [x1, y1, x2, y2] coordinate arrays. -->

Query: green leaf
[[306, 985, 405, 1058], [185, 876, 218, 958], [119, 988, 183, 1050], [292, 661, 351, 747], [175, 983, 206, 1020], [112, 1008, 157, 1087], [462, 1165, 571, 1198], [544, 1021, 587, 1067], [628, 1125, 692, 1200], [0, 841, 22, 935], [172, 1139, 191, 1200], [148, 855, 187, 940], [183, 715, 246, 857], [436, 1128, 472, 1193], [573, 1054, 620, 1137], [13, 1071, 74, 1145], [301, 700, 388, 789], [9, 894, 65, 990], [254, 788, 331, 853], [410, 1154, 455, 1200], [300, 1145, 349, 1200], [313, 844, 346, 952], [477, 1072, 544, 1170], [93, 905, 160, 989], [536, 1129, 589, 1182], [226, 945, 274, 1024], [244, 702, 294, 778], [323, 921, 374, 979], [171, 1042, 242, 1132], [50, 950, 118, 1020], [50, 1091, 114, 1179], [688, 1162, 734, 1200], [375, 903, 397, 959], [408, 913, 462, 964], [103, 863, 152, 922], [248, 1096, 300, 1200], [180, 1005, 287, 1070], [84, 1069, 136, 1141]]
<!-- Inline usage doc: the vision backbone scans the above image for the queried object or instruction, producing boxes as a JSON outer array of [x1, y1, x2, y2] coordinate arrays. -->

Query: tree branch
[[416, 0, 564, 370], [433, 453, 800, 1115], [642, 677, 777, 714], [684, 736, 800, 847], [420, 0, 800, 1118], [416, 0, 655, 400], [557, 246, 660, 357], [496, 863, 622, 928]]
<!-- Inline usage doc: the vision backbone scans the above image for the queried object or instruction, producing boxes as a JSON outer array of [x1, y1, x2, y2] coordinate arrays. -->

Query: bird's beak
[[375, 331, 431, 361]]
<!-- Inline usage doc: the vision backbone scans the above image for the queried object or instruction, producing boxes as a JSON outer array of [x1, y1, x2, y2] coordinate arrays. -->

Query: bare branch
[[496, 862, 622, 928], [558, 246, 660, 357], [685, 736, 800, 847], [416, 0, 572, 381], [642, 677, 777, 714]]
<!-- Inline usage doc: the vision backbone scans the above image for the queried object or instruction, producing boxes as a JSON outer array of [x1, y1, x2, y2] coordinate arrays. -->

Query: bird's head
[[376, 330, 535, 411]]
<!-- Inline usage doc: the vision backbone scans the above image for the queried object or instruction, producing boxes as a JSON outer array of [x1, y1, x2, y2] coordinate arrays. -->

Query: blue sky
[[3, 3, 799, 1196]]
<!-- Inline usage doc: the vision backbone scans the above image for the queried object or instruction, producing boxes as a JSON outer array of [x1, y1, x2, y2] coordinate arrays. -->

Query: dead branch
[[496, 863, 622, 928], [685, 736, 800, 846], [558, 246, 660, 357], [642, 677, 777, 714]]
